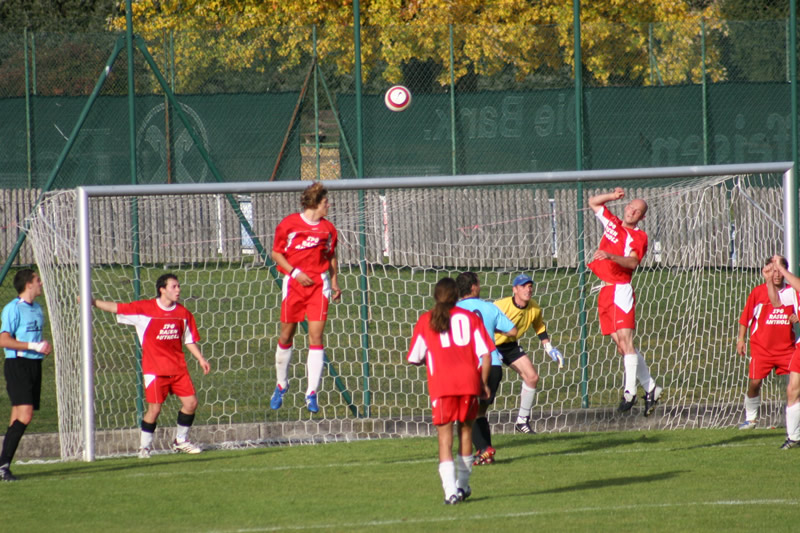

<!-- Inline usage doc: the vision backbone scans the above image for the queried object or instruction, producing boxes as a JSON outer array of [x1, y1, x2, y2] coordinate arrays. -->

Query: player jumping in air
[[408, 277, 492, 505], [270, 182, 341, 413], [587, 188, 663, 415]]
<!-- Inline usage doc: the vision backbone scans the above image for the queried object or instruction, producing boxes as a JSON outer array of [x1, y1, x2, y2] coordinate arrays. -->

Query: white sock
[[456, 455, 473, 490], [175, 425, 189, 442], [140, 429, 154, 449], [623, 353, 638, 396], [517, 383, 537, 420], [306, 346, 325, 396], [636, 350, 656, 392], [744, 394, 761, 422], [275, 343, 293, 389], [438, 461, 457, 499], [786, 403, 800, 441]]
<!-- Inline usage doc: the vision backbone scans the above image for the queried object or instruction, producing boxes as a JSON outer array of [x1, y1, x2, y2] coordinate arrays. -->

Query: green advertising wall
[[0, 92, 301, 189], [338, 83, 793, 177]]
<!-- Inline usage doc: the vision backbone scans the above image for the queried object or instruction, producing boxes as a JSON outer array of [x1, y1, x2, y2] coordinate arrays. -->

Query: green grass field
[[2, 428, 797, 532]]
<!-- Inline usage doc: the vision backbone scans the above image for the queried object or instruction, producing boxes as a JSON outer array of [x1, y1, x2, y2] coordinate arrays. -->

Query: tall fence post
[[701, 19, 709, 166], [790, 0, 799, 273], [573, 0, 589, 408], [449, 24, 457, 176]]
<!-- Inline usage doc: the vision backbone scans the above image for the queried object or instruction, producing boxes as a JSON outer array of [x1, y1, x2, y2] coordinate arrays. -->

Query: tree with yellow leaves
[[109, 0, 726, 92]]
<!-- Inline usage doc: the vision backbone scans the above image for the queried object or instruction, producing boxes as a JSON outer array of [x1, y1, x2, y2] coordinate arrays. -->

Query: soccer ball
[[384, 85, 412, 112]]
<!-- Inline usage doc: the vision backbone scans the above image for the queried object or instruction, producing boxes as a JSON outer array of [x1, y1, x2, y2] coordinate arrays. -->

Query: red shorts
[[431, 395, 479, 425], [598, 283, 636, 335], [281, 273, 331, 323], [144, 373, 196, 404], [749, 352, 792, 380], [790, 347, 800, 374]]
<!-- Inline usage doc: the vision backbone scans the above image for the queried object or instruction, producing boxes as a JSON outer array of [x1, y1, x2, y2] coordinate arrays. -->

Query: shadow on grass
[[679, 429, 783, 450], [496, 432, 663, 462], [20, 446, 283, 479], [527, 469, 689, 495]]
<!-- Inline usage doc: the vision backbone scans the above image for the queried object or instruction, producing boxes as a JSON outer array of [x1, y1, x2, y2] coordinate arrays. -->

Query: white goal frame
[[72, 161, 797, 461]]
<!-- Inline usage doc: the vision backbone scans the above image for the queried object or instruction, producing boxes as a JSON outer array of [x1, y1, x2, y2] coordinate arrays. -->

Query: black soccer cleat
[[457, 486, 472, 502], [514, 417, 536, 434], [643, 385, 663, 417], [0, 463, 18, 482], [444, 494, 460, 505], [780, 438, 800, 450], [617, 392, 637, 413]]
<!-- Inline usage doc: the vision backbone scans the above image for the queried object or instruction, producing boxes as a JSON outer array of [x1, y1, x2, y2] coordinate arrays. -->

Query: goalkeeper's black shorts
[[497, 341, 528, 367]]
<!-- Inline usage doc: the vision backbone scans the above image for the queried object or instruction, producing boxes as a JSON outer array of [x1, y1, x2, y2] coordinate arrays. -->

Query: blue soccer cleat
[[270, 384, 288, 410], [305, 392, 319, 413]]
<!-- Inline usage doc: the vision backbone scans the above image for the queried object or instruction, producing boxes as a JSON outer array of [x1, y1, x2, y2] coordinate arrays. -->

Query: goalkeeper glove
[[543, 341, 564, 368]]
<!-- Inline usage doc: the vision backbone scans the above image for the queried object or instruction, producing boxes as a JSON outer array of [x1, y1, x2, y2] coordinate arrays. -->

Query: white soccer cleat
[[138, 447, 152, 459], [737, 420, 757, 430], [172, 439, 202, 454]]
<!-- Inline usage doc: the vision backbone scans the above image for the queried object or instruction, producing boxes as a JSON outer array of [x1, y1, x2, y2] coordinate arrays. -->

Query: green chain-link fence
[[0, 19, 798, 257]]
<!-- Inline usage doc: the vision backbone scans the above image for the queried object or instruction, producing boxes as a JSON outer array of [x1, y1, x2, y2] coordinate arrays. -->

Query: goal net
[[25, 166, 793, 461]]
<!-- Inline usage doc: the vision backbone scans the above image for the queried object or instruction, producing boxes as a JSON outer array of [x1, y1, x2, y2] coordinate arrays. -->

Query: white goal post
[[26, 162, 797, 461]]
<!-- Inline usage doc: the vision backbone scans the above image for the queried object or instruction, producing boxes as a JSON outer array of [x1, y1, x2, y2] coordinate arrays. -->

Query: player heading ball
[[270, 182, 342, 414]]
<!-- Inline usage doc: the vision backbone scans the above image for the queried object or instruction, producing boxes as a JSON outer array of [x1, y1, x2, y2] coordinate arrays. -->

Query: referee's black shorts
[[4, 357, 43, 409], [496, 341, 529, 367], [479, 365, 504, 406]]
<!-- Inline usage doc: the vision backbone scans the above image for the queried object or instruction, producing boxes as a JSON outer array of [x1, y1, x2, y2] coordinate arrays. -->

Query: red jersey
[[407, 307, 494, 398], [588, 205, 648, 284], [116, 299, 201, 375], [272, 213, 338, 276], [739, 284, 797, 358]]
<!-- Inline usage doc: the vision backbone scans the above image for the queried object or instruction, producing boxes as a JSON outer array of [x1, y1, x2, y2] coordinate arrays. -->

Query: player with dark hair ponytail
[[430, 277, 458, 333], [408, 276, 493, 505]]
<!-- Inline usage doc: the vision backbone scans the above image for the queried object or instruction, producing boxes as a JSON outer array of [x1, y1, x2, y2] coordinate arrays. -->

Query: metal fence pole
[[573, 0, 589, 408]]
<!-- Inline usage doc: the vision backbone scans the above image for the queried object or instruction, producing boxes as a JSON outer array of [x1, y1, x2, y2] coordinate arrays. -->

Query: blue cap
[[512, 274, 533, 287]]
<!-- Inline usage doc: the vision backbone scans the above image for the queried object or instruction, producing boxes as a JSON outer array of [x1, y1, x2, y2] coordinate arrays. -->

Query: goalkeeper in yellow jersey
[[494, 274, 563, 434]]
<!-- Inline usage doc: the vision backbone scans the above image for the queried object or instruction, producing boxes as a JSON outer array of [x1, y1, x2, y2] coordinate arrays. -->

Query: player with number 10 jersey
[[408, 307, 494, 414]]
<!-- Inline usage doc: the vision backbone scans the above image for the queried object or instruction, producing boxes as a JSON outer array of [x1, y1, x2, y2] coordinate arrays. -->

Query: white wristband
[[28, 341, 46, 353], [291, 268, 302, 279]]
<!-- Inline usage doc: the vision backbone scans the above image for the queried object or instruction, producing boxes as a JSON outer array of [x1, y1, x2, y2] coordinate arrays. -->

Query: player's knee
[[145, 404, 162, 420], [181, 397, 199, 413], [525, 374, 539, 388], [15, 411, 33, 425], [787, 382, 800, 403]]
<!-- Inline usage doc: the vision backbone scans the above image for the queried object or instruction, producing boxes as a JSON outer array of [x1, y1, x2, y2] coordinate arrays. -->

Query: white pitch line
[[208, 499, 799, 533]]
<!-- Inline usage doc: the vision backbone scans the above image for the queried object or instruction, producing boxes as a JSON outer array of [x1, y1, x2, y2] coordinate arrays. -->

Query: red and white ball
[[384, 85, 412, 112]]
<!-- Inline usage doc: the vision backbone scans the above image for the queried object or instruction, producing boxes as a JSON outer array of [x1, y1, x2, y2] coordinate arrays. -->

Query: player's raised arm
[[772, 255, 800, 292], [91, 299, 118, 314], [588, 187, 625, 213], [763, 263, 782, 307]]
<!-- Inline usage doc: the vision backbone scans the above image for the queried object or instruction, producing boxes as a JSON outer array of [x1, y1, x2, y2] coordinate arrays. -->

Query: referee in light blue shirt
[[0, 269, 52, 482], [455, 272, 517, 466]]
